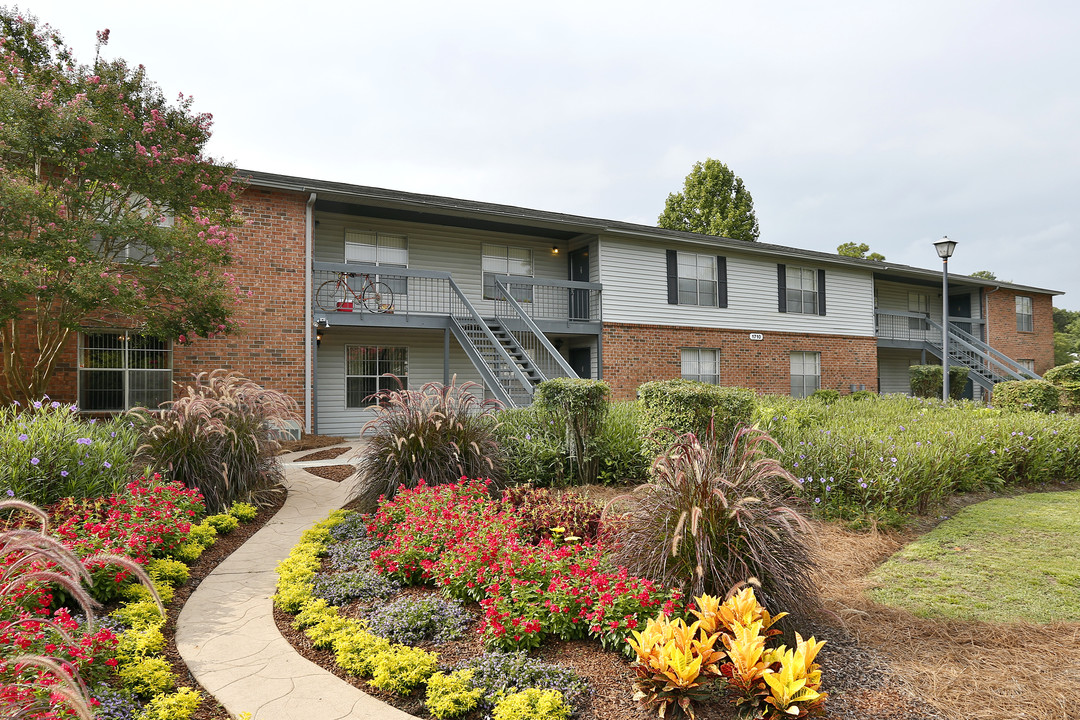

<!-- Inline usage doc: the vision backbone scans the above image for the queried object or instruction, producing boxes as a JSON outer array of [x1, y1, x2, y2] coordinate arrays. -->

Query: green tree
[[1052, 307, 1080, 334], [836, 242, 885, 261], [0, 12, 246, 406], [658, 158, 759, 241], [969, 270, 998, 280]]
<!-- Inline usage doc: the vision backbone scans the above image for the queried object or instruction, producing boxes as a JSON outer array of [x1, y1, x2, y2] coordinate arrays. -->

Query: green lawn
[[867, 490, 1080, 623]]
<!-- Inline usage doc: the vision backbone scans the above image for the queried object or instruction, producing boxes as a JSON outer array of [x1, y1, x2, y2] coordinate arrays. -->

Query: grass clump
[[132, 369, 298, 513], [606, 423, 818, 620], [868, 490, 1080, 622], [351, 378, 505, 512]]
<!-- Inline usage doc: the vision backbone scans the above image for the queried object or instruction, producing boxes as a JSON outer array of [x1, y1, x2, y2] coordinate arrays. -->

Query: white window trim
[[345, 230, 409, 295], [77, 330, 172, 412], [676, 252, 718, 307], [785, 266, 819, 315], [681, 348, 720, 384], [483, 244, 534, 301], [1016, 296, 1033, 332], [344, 345, 408, 409], [790, 351, 821, 399]]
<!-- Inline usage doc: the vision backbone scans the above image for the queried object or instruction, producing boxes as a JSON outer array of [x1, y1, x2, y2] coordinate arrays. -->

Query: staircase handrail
[[946, 321, 1041, 379], [925, 317, 1029, 382], [493, 277, 578, 380], [446, 276, 535, 401]]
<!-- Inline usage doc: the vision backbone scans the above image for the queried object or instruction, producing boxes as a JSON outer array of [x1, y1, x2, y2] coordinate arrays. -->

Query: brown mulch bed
[[303, 464, 357, 483], [295, 446, 353, 462], [162, 489, 286, 720], [276, 434, 346, 454], [272, 508, 945, 720]]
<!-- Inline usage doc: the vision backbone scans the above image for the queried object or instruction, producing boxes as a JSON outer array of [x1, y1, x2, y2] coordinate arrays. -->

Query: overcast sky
[[26, 0, 1080, 309]]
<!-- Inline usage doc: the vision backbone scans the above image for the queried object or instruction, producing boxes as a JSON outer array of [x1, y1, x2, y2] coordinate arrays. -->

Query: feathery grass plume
[[350, 376, 505, 512], [1, 500, 163, 720], [131, 369, 298, 513], [604, 423, 819, 623]]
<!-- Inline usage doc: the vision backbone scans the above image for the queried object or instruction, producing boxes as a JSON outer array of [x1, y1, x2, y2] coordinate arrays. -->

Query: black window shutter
[[716, 256, 728, 308], [817, 269, 827, 315], [777, 264, 787, 313], [666, 250, 679, 304]]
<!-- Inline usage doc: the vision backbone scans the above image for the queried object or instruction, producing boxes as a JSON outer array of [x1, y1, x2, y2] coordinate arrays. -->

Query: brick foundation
[[601, 322, 879, 401]]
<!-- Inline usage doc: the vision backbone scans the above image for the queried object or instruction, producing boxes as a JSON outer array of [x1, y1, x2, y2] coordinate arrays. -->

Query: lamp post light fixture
[[933, 236, 957, 402]]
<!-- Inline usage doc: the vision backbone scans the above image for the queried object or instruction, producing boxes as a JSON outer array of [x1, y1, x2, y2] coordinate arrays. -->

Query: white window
[[908, 292, 929, 331], [79, 331, 171, 411], [345, 230, 408, 295], [785, 267, 818, 314], [1018, 359, 1035, 372], [790, 351, 821, 398], [681, 348, 720, 384], [482, 244, 533, 301], [677, 252, 718, 306], [345, 346, 407, 408], [1016, 296, 1033, 332]]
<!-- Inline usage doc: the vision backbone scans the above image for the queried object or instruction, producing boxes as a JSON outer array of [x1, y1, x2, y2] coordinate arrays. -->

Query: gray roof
[[240, 168, 1063, 296]]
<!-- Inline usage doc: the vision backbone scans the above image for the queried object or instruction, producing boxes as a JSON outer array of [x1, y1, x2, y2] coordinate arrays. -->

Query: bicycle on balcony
[[315, 272, 395, 314]]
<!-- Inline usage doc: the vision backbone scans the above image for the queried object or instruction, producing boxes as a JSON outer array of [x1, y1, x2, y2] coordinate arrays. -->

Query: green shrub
[[334, 629, 393, 677], [121, 578, 174, 606], [204, 513, 239, 534], [637, 380, 755, 457], [0, 400, 138, 506], [993, 380, 1060, 413], [118, 656, 175, 699], [146, 558, 190, 588], [533, 378, 610, 485], [351, 378, 505, 512], [228, 501, 258, 522], [187, 522, 218, 547], [607, 424, 818, 620], [132, 369, 297, 513], [1044, 363, 1080, 412], [493, 688, 571, 720], [116, 626, 165, 664], [595, 401, 647, 484], [112, 600, 164, 631], [369, 645, 439, 695], [426, 669, 482, 720], [170, 540, 204, 564], [137, 687, 201, 720], [496, 406, 566, 486], [909, 365, 969, 400], [808, 388, 840, 404], [849, 389, 877, 401]]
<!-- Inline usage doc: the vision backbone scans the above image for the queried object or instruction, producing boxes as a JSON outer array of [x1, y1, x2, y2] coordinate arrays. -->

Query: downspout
[[304, 192, 317, 433]]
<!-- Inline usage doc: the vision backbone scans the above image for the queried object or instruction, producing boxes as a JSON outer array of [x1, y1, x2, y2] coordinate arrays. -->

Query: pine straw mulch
[[816, 494, 1080, 720], [161, 490, 286, 720]]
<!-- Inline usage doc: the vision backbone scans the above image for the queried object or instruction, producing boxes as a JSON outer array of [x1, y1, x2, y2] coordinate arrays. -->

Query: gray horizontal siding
[[313, 211, 569, 311], [315, 327, 483, 437], [600, 236, 876, 336]]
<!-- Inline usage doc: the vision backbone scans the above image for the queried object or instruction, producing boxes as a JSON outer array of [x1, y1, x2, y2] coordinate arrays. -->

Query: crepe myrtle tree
[[0, 10, 248, 406]]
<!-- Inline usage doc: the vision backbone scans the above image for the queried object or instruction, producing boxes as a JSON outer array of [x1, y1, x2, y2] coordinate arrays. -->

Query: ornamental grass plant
[[605, 423, 819, 621], [131, 369, 298, 513], [351, 377, 505, 512]]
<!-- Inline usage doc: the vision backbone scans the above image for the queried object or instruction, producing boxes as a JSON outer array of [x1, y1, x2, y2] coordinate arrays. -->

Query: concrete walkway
[[176, 444, 415, 720]]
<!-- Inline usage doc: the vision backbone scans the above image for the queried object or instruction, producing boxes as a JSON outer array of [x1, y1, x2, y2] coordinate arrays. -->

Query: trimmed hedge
[[533, 378, 611, 485], [910, 365, 970, 401], [1043, 363, 1080, 413], [637, 380, 755, 457], [993, 379, 1060, 413]]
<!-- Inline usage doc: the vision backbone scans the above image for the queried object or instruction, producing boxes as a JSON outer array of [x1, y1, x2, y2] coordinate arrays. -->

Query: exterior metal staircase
[[447, 277, 577, 408], [923, 317, 1040, 392]]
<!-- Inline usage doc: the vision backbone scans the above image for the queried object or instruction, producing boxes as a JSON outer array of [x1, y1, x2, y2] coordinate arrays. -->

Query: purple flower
[[76, 437, 92, 445], [103, 461, 112, 469], [5, 489, 13, 497], [17, 434, 28, 442], [860, 482, 868, 489], [50, 401, 60, 409], [32, 401, 41, 409], [30, 457, 39, 466], [60, 470, 69, 477], [814, 498, 821, 504]]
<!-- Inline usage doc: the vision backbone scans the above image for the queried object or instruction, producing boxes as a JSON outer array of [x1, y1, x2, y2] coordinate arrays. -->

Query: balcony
[[311, 261, 602, 333]]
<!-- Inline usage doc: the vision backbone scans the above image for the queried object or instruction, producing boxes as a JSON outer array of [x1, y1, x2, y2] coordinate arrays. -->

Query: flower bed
[[1, 477, 260, 720], [276, 480, 829, 719]]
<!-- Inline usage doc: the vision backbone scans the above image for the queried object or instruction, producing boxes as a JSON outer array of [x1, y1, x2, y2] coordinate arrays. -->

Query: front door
[[569, 248, 590, 321], [569, 347, 591, 379], [948, 293, 972, 335]]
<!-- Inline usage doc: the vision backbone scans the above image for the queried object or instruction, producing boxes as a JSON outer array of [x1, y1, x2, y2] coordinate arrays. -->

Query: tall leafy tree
[[969, 270, 998, 280], [0, 11, 247, 405], [658, 158, 759, 241], [836, 242, 885, 261]]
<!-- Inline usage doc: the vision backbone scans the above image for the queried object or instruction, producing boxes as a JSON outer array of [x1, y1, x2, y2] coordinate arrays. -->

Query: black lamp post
[[933, 236, 957, 401]]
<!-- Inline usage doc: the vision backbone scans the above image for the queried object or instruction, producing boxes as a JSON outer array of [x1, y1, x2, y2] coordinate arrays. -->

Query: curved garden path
[[176, 446, 413, 720]]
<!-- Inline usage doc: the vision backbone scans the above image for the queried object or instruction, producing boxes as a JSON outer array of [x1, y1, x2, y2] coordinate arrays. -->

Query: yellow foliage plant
[[762, 634, 828, 718], [626, 614, 723, 720]]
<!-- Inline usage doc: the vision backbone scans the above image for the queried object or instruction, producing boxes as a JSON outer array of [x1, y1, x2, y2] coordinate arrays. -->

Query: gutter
[[304, 192, 317, 433]]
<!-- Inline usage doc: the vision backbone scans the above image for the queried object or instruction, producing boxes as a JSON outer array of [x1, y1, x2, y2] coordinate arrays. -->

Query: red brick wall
[[984, 289, 1055, 374], [601, 322, 878, 400], [2, 187, 312, 415]]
